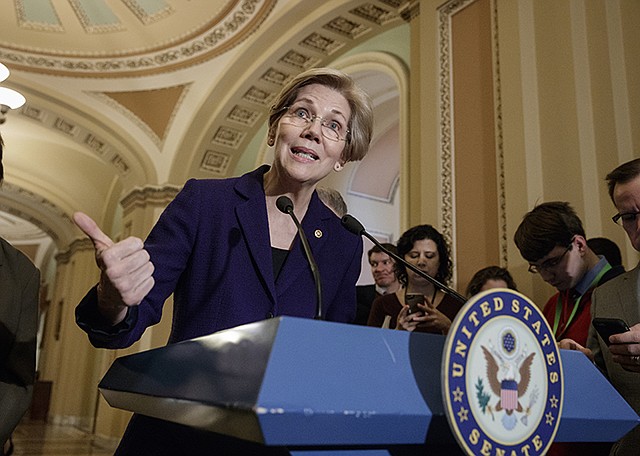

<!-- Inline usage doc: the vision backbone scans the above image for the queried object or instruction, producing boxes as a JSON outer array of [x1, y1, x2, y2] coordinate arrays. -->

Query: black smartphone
[[592, 317, 630, 345], [406, 293, 425, 315]]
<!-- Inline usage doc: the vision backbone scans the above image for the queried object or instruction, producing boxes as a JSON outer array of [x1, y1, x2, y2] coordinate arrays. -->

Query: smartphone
[[592, 317, 630, 345], [406, 293, 425, 315]]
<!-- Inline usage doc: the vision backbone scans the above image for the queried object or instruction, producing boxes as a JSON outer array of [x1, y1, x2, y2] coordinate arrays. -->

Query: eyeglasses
[[280, 106, 350, 142], [528, 240, 574, 274], [612, 211, 640, 226]]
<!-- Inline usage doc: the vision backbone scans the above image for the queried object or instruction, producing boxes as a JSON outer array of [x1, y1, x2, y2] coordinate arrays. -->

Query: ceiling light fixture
[[0, 62, 26, 125], [0, 63, 9, 83]]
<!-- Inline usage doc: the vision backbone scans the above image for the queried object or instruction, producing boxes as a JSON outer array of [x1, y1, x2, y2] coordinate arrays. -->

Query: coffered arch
[[7, 78, 157, 189]]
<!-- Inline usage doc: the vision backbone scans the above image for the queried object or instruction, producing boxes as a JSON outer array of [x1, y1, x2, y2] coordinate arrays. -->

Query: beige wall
[[499, 0, 640, 299], [406, 0, 639, 301], [452, 0, 501, 290]]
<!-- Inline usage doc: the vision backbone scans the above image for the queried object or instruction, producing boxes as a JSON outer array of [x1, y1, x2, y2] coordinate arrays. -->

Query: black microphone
[[276, 195, 323, 320], [341, 214, 467, 305]]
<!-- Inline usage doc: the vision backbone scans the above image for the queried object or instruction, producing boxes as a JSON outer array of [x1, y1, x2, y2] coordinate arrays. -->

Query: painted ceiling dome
[[1, 0, 274, 77]]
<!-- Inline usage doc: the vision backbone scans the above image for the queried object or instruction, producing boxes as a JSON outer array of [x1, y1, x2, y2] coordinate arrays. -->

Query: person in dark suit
[[74, 68, 374, 455], [0, 133, 40, 456], [353, 243, 399, 325]]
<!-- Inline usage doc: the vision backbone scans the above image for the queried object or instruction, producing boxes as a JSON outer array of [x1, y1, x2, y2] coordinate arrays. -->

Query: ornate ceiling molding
[[18, 102, 133, 178], [122, 0, 174, 26], [120, 184, 181, 217], [1, 0, 277, 77], [55, 237, 94, 265]]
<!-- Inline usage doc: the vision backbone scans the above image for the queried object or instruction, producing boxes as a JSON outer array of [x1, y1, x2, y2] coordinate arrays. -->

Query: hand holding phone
[[592, 317, 630, 346], [406, 293, 425, 316]]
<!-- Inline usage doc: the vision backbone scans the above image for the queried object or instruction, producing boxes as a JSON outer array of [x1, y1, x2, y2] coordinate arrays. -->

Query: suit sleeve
[[76, 179, 202, 348], [0, 264, 39, 444], [587, 287, 608, 378]]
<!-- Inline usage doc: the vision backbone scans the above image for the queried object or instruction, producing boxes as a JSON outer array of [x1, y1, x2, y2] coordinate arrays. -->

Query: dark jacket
[[0, 237, 39, 445]]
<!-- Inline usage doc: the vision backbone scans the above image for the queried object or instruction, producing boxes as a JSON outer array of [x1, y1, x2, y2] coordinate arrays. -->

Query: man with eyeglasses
[[563, 158, 640, 456], [514, 202, 621, 347], [588, 158, 640, 368]]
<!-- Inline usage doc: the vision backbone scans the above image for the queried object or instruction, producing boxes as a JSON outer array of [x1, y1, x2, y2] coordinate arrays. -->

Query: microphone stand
[[276, 196, 323, 320], [341, 214, 467, 305]]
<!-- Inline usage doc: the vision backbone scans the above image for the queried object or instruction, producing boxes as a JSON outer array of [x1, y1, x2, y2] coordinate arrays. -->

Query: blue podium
[[99, 317, 639, 455]]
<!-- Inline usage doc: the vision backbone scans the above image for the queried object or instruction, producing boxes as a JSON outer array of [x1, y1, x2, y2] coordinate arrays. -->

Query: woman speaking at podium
[[73, 67, 373, 455]]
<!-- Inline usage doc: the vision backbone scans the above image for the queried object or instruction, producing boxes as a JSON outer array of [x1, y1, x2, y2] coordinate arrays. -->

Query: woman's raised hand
[[73, 211, 154, 325]]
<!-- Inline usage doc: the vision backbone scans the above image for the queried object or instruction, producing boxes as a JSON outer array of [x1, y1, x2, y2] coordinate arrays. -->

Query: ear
[[334, 161, 344, 172], [574, 235, 587, 254]]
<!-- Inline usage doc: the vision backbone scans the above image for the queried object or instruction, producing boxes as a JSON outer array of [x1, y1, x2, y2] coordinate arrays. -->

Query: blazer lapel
[[618, 265, 640, 324], [234, 167, 277, 305], [232, 174, 333, 310]]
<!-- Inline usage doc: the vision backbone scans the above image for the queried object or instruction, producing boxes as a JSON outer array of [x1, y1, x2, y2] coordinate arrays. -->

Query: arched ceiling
[[0, 0, 410, 269], [1, 0, 272, 77]]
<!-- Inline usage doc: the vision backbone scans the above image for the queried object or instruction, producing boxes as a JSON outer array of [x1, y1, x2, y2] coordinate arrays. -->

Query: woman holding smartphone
[[368, 224, 463, 333]]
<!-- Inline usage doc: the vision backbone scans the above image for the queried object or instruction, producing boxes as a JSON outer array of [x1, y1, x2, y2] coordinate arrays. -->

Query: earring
[[267, 137, 275, 147], [334, 162, 344, 172]]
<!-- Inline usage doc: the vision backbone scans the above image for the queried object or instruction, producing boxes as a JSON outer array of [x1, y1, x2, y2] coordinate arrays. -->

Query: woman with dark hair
[[368, 225, 462, 334], [465, 265, 517, 298], [395, 224, 453, 287]]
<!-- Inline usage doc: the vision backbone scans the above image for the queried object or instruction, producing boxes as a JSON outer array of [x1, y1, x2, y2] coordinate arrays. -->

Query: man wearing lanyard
[[514, 201, 622, 346]]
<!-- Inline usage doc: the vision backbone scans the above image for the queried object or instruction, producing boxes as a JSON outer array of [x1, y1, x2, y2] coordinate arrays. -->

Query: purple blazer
[[77, 165, 362, 348]]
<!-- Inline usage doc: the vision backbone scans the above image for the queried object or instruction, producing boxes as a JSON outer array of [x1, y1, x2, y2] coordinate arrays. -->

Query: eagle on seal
[[482, 345, 535, 415]]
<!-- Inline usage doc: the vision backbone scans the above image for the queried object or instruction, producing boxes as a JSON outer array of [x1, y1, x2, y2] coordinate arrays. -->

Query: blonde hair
[[268, 67, 373, 163]]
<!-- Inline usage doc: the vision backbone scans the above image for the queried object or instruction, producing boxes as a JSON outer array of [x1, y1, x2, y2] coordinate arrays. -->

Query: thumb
[[73, 211, 114, 252]]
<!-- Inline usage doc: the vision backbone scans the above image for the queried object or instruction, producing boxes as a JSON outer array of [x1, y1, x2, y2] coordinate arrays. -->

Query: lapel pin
[[314, 229, 323, 238]]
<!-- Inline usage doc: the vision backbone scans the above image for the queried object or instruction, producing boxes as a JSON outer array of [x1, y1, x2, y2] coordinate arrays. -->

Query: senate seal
[[442, 288, 563, 456]]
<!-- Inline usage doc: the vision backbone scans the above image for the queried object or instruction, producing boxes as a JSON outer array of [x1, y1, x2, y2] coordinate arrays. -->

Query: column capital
[[121, 184, 181, 216], [55, 237, 94, 265]]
